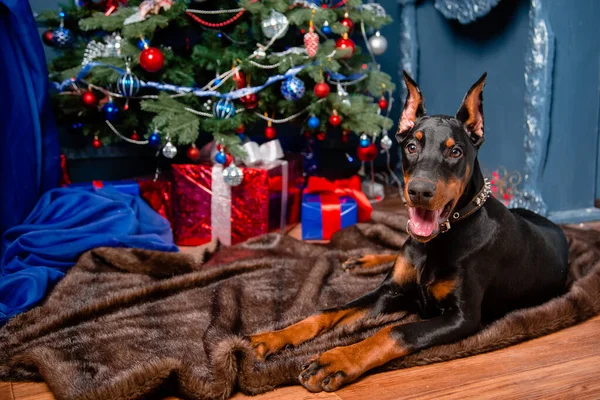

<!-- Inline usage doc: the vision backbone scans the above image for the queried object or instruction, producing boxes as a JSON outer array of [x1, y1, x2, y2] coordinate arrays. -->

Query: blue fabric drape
[[0, 187, 178, 324], [0, 0, 60, 238]]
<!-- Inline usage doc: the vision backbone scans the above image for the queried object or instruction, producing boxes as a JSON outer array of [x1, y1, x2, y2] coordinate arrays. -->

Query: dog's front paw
[[342, 256, 365, 271], [248, 331, 292, 362], [299, 348, 359, 392]]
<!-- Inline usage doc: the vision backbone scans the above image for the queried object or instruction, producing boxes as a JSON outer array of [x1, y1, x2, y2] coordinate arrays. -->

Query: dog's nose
[[408, 180, 436, 204]]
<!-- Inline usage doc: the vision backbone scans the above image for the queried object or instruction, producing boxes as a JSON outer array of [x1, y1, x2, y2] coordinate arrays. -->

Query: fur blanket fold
[[1, 210, 599, 400]]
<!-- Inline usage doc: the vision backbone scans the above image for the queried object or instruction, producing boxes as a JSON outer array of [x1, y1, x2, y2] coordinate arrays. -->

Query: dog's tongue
[[409, 207, 443, 237]]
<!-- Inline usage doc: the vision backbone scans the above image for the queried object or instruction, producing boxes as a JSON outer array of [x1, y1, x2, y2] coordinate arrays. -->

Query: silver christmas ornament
[[380, 135, 393, 150], [222, 164, 244, 186], [337, 83, 351, 106], [368, 31, 388, 56], [162, 140, 178, 159], [261, 10, 289, 39]]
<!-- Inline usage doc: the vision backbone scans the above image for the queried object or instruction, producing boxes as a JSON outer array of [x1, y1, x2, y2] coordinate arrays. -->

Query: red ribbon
[[304, 176, 372, 239]]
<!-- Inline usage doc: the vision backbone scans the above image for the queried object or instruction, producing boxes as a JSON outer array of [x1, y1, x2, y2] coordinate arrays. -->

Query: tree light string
[[106, 120, 149, 144]]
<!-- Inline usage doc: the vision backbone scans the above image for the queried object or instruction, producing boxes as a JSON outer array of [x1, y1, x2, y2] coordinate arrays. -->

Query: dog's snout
[[408, 180, 436, 204]]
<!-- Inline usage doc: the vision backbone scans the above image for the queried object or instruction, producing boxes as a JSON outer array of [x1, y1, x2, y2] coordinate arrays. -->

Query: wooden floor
[[3, 315, 599, 399]]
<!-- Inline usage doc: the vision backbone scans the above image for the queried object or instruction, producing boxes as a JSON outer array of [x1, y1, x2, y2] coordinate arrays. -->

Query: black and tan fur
[[250, 72, 571, 392]]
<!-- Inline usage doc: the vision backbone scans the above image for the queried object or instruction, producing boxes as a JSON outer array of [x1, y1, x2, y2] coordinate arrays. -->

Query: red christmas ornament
[[232, 70, 246, 89], [314, 82, 330, 98], [92, 136, 102, 149], [42, 30, 54, 46], [131, 131, 141, 141], [329, 111, 342, 127], [342, 129, 350, 144], [187, 144, 201, 161], [265, 125, 276, 139], [216, 143, 224, 152], [304, 30, 319, 58], [378, 97, 389, 110], [303, 130, 312, 138], [224, 153, 233, 167], [81, 90, 98, 108], [235, 124, 245, 134], [316, 131, 326, 141], [139, 47, 165, 72], [357, 143, 378, 161], [335, 36, 356, 59], [240, 93, 258, 109], [341, 17, 354, 34]]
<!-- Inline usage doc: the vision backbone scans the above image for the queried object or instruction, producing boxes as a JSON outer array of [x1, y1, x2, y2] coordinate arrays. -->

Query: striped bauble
[[116, 72, 141, 97]]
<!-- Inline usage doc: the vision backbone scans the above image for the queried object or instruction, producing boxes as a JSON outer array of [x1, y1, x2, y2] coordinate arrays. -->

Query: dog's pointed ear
[[456, 73, 487, 147], [397, 71, 425, 136]]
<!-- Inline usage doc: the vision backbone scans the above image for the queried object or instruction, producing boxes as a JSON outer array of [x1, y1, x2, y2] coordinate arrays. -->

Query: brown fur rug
[[1, 209, 599, 400]]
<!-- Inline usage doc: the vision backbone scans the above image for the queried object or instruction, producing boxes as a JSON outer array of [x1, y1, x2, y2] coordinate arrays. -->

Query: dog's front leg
[[249, 283, 399, 361], [299, 306, 480, 392]]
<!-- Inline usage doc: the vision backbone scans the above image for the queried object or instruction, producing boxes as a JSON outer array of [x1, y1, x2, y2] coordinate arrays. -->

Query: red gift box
[[138, 177, 173, 224], [171, 163, 270, 246]]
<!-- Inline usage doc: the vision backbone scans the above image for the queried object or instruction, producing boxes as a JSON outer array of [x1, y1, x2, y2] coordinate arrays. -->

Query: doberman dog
[[249, 72, 569, 392]]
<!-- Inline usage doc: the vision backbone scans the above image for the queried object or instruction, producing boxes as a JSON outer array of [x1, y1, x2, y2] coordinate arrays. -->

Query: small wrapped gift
[[68, 180, 140, 197], [138, 177, 173, 224], [301, 176, 372, 240]]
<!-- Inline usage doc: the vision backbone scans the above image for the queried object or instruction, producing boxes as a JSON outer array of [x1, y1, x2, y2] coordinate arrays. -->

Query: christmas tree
[[39, 0, 395, 164]]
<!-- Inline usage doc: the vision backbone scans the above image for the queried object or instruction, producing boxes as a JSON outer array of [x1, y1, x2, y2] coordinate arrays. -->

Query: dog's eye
[[450, 147, 463, 158], [406, 143, 417, 154]]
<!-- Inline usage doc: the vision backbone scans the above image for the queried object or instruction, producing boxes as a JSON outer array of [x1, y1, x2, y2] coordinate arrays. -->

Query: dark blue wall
[[403, 0, 599, 212]]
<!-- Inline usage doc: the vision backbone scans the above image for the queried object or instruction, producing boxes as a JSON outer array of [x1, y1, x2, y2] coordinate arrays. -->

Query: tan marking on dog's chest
[[428, 278, 458, 301], [392, 255, 417, 285]]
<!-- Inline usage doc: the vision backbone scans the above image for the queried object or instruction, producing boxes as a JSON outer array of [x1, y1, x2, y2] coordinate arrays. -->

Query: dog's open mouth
[[407, 201, 453, 239]]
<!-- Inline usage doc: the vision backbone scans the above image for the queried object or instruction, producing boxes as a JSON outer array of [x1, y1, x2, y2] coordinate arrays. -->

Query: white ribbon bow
[[242, 139, 284, 165]]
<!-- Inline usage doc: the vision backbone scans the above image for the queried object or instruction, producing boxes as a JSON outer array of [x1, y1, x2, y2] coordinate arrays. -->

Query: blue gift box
[[68, 180, 140, 197], [301, 193, 358, 240]]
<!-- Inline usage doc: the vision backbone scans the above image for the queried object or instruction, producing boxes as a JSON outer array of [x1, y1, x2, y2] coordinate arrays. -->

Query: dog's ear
[[456, 73, 487, 147], [397, 71, 425, 136]]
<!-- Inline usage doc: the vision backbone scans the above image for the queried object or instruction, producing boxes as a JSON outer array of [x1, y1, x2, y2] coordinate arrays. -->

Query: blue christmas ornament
[[52, 27, 74, 48], [137, 38, 150, 50], [102, 101, 119, 121], [58, 11, 65, 18], [117, 72, 141, 97], [281, 77, 305, 101], [213, 98, 236, 119], [148, 132, 161, 146], [74, 0, 86, 7], [359, 134, 370, 148], [307, 116, 320, 129], [214, 78, 222, 85], [321, 21, 332, 35], [215, 151, 227, 164]]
